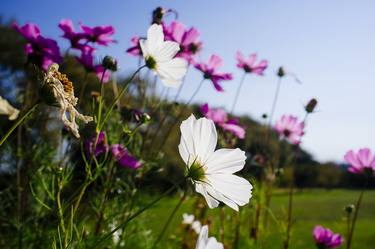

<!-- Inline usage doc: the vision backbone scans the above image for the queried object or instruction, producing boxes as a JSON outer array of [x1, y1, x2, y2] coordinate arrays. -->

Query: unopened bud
[[151, 7, 166, 24], [275, 168, 284, 177], [102, 56, 118, 71], [345, 204, 355, 214], [305, 98, 318, 113], [262, 113, 268, 119], [142, 113, 151, 124], [277, 67, 285, 78]]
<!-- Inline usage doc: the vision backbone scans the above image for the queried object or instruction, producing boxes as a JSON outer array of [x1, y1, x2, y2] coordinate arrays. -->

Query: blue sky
[[2, 0, 375, 162]]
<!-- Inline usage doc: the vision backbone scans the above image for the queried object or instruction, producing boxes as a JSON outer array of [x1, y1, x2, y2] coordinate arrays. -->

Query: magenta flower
[[80, 24, 115, 46], [201, 103, 245, 139], [13, 23, 62, 70], [274, 115, 304, 144], [85, 131, 109, 157], [163, 21, 202, 63], [344, 148, 375, 175], [58, 19, 88, 50], [236, 51, 268, 75], [313, 225, 343, 249], [126, 36, 142, 57], [76, 47, 110, 83], [194, 55, 233, 92], [111, 144, 142, 169]]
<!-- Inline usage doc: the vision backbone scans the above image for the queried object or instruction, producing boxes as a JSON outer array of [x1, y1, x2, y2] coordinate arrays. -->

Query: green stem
[[153, 79, 205, 153], [90, 180, 182, 249], [152, 191, 186, 248], [346, 186, 366, 249], [99, 66, 145, 131], [0, 102, 39, 146], [230, 72, 246, 114]]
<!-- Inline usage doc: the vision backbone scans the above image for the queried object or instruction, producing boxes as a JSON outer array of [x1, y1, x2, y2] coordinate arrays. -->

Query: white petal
[[195, 183, 219, 209], [207, 174, 253, 210], [179, 115, 217, 165], [146, 24, 164, 55], [157, 58, 188, 88], [195, 225, 209, 249], [154, 41, 180, 62], [206, 237, 224, 249], [205, 148, 246, 174], [139, 39, 149, 58]]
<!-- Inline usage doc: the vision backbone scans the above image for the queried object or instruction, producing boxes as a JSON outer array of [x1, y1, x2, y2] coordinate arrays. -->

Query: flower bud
[[141, 113, 151, 124], [344, 204, 355, 214], [261, 113, 268, 119], [277, 67, 285, 78], [151, 7, 166, 24], [102, 55, 118, 71], [305, 98, 318, 113]]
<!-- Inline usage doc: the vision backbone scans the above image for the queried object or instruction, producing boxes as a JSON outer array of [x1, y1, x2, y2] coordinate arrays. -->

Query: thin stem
[[0, 102, 39, 146], [100, 66, 146, 130], [173, 65, 189, 102], [152, 191, 186, 248], [346, 185, 366, 249], [233, 210, 242, 249], [230, 72, 247, 114], [89, 180, 182, 249], [78, 71, 89, 102], [268, 77, 282, 127], [154, 79, 205, 152]]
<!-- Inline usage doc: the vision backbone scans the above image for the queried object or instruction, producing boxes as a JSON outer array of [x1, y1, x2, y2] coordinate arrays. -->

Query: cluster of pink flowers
[[312, 225, 343, 249], [85, 132, 141, 169], [344, 148, 375, 175], [59, 19, 114, 83], [274, 115, 305, 144], [200, 103, 245, 139], [13, 23, 62, 70]]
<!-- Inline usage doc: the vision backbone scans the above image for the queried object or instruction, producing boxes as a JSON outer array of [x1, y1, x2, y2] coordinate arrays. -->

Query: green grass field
[[138, 189, 375, 249]]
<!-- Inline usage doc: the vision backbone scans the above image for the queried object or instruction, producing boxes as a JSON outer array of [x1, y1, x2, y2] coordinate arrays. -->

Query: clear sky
[[2, 0, 375, 162]]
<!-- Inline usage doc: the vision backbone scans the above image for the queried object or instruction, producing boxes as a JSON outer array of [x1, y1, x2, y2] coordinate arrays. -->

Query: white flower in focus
[[0, 96, 19, 120], [195, 225, 223, 249], [191, 220, 202, 234], [182, 213, 195, 225], [140, 24, 188, 88], [44, 63, 93, 138], [178, 115, 253, 211]]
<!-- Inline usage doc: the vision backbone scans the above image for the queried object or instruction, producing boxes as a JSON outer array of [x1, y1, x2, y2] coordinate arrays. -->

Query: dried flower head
[[43, 63, 93, 138]]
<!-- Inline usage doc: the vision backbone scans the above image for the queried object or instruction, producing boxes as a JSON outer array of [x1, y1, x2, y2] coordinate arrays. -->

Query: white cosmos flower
[[182, 213, 195, 225], [139, 24, 188, 88], [178, 115, 252, 211], [191, 220, 202, 234], [195, 225, 223, 249], [0, 96, 19, 120]]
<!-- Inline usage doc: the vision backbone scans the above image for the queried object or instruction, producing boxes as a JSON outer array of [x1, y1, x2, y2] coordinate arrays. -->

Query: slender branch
[[89, 181, 183, 249], [230, 72, 247, 114], [346, 182, 367, 249], [0, 102, 40, 146], [152, 191, 186, 248]]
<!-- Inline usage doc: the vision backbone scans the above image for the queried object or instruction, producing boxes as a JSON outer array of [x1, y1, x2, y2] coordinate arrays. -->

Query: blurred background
[[2, 0, 375, 163]]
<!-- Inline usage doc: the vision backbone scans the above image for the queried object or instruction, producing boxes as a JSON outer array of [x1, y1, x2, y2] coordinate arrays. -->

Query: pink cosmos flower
[[85, 131, 109, 157], [201, 103, 245, 139], [76, 47, 110, 83], [58, 19, 88, 50], [80, 24, 115, 46], [344, 148, 375, 175], [313, 225, 343, 249], [163, 21, 202, 63], [274, 115, 304, 144], [194, 55, 233, 92], [126, 36, 142, 57], [236, 51, 268, 75], [111, 144, 142, 169], [13, 22, 62, 70]]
